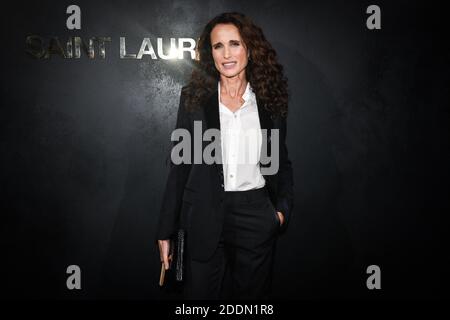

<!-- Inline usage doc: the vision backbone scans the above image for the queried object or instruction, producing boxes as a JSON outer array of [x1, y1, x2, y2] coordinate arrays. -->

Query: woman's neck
[[219, 74, 247, 99]]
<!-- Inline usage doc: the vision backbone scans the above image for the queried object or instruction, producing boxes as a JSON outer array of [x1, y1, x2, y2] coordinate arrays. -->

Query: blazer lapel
[[256, 96, 274, 170], [203, 89, 222, 176], [256, 96, 273, 133], [204, 89, 220, 131]]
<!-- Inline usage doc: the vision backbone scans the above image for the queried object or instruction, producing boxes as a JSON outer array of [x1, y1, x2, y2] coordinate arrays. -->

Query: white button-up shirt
[[218, 81, 266, 191]]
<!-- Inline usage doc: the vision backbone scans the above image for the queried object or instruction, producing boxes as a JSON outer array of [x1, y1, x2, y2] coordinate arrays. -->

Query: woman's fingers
[[158, 240, 171, 270], [277, 211, 285, 226], [163, 252, 170, 270]]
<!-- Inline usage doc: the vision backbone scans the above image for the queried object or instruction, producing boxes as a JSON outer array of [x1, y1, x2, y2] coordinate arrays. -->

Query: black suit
[[156, 86, 294, 263]]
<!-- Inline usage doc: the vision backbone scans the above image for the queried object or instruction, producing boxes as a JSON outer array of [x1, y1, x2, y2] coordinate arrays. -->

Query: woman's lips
[[222, 62, 237, 69]]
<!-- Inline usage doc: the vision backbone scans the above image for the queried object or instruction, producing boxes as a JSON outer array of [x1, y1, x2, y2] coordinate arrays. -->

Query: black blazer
[[156, 86, 294, 261]]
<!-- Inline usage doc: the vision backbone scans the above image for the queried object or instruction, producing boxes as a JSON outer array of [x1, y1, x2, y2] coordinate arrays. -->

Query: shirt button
[[230, 174, 234, 178]]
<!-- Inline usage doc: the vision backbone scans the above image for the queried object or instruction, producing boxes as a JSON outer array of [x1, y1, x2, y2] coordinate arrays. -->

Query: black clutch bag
[[169, 228, 185, 282]]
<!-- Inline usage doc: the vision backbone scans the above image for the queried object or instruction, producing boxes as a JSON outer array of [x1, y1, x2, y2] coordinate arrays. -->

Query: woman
[[156, 12, 293, 300]]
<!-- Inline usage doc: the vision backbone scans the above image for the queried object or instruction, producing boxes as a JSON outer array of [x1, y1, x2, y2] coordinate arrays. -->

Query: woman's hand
[[276, 211, 285, 226], [158, 239, 172, 270]]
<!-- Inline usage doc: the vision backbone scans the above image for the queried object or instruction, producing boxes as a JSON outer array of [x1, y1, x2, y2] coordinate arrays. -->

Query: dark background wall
[[1, 0, 448, 299]]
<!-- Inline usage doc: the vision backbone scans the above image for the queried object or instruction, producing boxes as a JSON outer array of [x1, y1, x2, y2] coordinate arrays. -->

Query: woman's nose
[[223, 46, 231, 59]]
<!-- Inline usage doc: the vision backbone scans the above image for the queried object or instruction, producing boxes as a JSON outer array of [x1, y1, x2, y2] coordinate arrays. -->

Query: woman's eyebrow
[[212, 40, 241, 46]]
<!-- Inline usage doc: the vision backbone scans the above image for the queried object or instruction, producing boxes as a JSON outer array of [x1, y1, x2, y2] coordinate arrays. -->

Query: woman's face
[[210, 23, 249, 78]]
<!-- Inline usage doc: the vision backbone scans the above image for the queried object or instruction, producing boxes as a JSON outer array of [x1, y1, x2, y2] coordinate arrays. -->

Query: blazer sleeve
[[155, 88, 192, 241], [275, 114, 294, 231]]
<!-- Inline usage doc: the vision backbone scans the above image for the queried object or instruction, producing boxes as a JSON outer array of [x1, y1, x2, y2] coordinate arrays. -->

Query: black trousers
[[184, 186, 280, 300]]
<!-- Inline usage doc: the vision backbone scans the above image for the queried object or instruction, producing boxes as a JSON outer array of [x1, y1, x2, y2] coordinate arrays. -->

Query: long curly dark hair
[[184, 12, 289, 117]]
